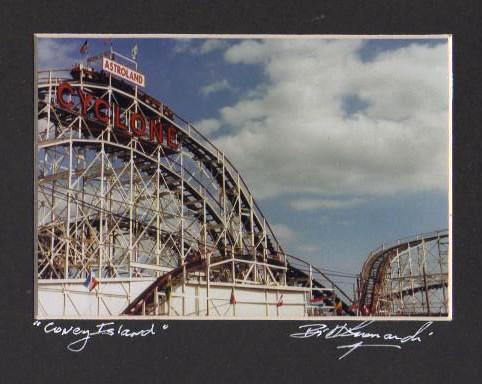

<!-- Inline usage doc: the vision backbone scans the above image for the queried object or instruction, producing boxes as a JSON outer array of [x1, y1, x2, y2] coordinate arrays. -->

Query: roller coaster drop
[[36, 54, 449, 318]]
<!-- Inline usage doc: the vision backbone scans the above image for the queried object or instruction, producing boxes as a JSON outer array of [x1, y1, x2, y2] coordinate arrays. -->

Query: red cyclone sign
[[56, 82, 178, 150]]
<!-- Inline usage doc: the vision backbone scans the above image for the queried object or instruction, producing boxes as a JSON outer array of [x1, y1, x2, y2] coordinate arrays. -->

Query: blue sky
[[36, 36, 450, 289]]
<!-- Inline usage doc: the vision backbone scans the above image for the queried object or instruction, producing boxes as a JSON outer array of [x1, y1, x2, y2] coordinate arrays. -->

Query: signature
[[290, 321, 434, 360], [33, 320, 168, 352]]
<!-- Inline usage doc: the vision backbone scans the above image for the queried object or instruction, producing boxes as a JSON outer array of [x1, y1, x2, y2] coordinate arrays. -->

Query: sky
[[36, 36, 450, 287]]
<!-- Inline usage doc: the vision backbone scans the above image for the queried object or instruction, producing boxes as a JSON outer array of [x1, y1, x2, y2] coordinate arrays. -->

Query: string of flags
[[229, 290, 284, 307], [228, 287, 299, 307]]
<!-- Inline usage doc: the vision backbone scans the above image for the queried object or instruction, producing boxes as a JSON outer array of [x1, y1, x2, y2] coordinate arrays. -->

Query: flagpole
[[110, 49, 137, 67]]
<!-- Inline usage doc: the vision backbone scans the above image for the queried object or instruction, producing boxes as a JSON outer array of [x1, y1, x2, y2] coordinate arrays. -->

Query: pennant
[[131, 44, 139, 60], [230, 288, 236, 305], [361, 304, 370, 316], [276, 294, 284, 307], [80, 40, 89, 54]]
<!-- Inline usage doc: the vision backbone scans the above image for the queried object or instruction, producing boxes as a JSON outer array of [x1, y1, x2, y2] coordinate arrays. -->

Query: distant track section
[[358, 230, 449, 316]]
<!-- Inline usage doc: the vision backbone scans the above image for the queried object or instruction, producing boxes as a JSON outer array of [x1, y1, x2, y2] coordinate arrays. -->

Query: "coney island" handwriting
[[33, 320, 168, 352]]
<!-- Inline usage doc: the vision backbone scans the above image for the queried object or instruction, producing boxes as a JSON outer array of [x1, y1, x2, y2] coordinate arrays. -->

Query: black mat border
[[0, 1, 480, 383]]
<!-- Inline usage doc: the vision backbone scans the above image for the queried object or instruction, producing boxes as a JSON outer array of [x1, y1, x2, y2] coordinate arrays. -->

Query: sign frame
[[102, 56, 145, 87]]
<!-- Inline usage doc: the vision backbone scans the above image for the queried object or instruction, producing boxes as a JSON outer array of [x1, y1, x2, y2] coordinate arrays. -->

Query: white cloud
[[224, 40, 266, 64], [297, 244, 321, 254], [270, 223, 322, 257], [173, 39, 229, 55], [192, 118, 222, 135], [172, 39, 195, 54], [271, 223, 296, 243], [317, 215, 356, 226], [199, 40, 229, 54], [210, 39, 449, 203], [291, 198, 365, 211], [37, 38, 78, 69], [200, 79, 231, 96]]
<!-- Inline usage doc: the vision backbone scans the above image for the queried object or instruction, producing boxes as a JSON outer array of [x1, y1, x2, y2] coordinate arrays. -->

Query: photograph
[[35, 34, 451, 319]]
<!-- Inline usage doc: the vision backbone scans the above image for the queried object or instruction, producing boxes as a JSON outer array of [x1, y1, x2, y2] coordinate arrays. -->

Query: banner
[[102, 57, 145, 87]]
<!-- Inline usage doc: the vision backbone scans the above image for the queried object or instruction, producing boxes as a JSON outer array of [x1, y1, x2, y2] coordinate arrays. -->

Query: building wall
[[37, 279, 154, 318], [38, 279, 311, 318], [160, 283, 308, 318]]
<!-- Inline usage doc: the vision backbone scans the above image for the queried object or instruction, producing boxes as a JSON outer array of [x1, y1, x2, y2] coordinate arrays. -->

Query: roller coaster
[[357, 230, 449, 317], [36, 52, 449, 318]]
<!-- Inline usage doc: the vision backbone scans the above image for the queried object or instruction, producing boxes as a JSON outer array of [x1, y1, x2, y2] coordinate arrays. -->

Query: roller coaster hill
[[36, 53, 449, 318]]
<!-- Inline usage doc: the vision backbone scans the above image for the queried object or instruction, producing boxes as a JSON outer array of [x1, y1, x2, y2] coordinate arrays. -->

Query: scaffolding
[[36, 62, 351, 318]]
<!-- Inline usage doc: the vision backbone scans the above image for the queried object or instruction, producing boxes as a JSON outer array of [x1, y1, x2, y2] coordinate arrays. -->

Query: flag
[[80, 40, 89, 54], [277, 294, 284, 307], [230, 288, 236, 305], [90, 276, 99, 291], [131, 44, 138, 60], [83, 272, 99, 291]]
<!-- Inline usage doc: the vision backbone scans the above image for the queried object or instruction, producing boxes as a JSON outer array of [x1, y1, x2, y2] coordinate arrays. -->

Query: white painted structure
[[36, 59, 351, 319], [38, 278, 330, 318]]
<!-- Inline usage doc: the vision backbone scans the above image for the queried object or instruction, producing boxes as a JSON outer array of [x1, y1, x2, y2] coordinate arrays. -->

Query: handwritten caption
[[290, 321, 434, 360], [33, 320, 168, 352], [34, 319, 435, 358]]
